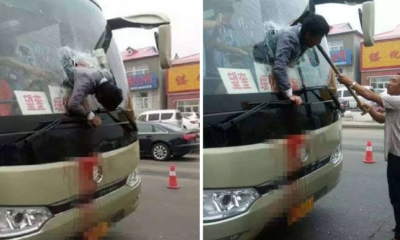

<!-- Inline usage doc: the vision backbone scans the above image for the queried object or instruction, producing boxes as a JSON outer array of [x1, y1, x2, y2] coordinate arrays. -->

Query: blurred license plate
[[287, 196, 314, 226]]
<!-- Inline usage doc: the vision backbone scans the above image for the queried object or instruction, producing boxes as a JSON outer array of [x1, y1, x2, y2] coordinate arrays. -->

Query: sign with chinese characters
[[254, 63, 302, 93], [330, 49, 352, 65], [49, 86, 66, 113], [127, 72, 158, 91], [14, 91, 52, 115], [167, 64, 200, 93], [218, 68, 259, 94], [361, 39, 400, 70]]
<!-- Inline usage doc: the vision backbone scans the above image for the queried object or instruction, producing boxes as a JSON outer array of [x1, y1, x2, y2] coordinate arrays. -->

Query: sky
[[316, 0, 400, 35], [95, 0, 398, 58], [96, 0, 202, 58]]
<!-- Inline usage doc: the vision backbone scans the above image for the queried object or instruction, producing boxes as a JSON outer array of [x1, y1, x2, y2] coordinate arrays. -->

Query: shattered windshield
[[0, 0, 129, 117], [203, 0, 331, 96]]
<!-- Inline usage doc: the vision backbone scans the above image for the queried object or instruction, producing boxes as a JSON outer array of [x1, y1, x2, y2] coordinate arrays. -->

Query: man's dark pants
[[388, 153, 400, 239]]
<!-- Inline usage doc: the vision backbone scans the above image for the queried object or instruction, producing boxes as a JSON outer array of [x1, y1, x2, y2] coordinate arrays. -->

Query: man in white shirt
[[338, 73, 400, 240]]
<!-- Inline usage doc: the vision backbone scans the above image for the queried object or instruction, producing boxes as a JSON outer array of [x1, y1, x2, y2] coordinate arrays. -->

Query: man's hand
[[89, 115, 102, 127], [375, 106, 385, 113], [358, 102, 372, 113], [289, 95, 302, 106], [216, 13, 224, 27], [337, 74, 353, 86]]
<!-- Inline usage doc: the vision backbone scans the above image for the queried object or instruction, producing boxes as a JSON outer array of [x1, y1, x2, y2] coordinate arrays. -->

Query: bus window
[[203, 0, 309, 95], [149, 113, 160, 121], [0, 0, 129, 117]]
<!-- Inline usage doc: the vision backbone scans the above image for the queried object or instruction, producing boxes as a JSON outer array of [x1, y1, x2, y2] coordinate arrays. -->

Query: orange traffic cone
[[364, 140, 375, 164], [167, 165, 179, 189]]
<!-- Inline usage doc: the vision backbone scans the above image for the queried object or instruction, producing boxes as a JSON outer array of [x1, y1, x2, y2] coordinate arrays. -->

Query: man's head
[[387, 74, 400, 96], [212, 0, 234, 25], [96, 82, 123, 111], [300, 14, 330, 48]]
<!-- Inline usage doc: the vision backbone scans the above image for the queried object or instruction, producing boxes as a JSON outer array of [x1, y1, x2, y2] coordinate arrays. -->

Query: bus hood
[[0, 142, 139, 205]]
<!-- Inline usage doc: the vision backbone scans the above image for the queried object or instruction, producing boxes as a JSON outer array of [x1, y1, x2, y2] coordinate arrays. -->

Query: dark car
[[339, 99, 350, 115], [137, 122, 199, 161]]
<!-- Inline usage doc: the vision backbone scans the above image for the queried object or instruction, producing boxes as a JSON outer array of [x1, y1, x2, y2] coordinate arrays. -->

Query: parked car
[[182, 112, 200, 119], [182, 112, 200, 131], [337, 86, 377, 109], [339, 99, 350, 116], [136, 109, 183, 128], [137, 122, 199, 161]]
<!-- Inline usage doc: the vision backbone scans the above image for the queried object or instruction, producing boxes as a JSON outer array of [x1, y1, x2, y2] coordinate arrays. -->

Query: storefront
[[122, 46, 166, 115], [126, 71, 159, 113], [360, 25, 400, 94], [166, 54, 200, 114]]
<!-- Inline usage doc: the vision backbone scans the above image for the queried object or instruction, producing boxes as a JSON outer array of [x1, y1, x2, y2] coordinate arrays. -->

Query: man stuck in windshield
[[61, 49, 123, 127], [274, 14, 330, 106]]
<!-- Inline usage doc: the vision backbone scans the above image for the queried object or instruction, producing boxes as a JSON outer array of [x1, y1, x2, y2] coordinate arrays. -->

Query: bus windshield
[[0, 0, 129, 117], [203, 0, 331, 96]]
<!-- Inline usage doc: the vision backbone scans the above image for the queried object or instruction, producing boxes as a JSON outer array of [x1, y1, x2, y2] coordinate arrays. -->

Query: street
[[105, 154, 200, 240], [256, 128, 395, 240]]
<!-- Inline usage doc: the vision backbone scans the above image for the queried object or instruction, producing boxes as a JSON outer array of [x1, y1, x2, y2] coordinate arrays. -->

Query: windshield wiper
[[217, 86, 340, 131], [95, 108, 138, 132], [14, 119, 63, 148], [300, 85, 341, 110], [218, 100, 295, 131]]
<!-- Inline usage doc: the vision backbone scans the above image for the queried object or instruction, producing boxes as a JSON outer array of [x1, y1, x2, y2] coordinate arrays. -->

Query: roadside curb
[[342, 122, 384, 129]]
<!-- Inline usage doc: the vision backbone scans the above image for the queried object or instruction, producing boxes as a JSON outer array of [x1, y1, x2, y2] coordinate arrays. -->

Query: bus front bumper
[[203, 159, 343, 240], [8, 182, 141, 240]]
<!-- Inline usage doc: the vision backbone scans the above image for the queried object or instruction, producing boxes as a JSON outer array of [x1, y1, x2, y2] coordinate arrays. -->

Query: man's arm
[[67, 74, 95, 121], [213, 41, 248, 56], [338, 75, 383, 106], [67, 82, 93, 119], [274, 34, 293, 98], [367, 105, 385, 123]]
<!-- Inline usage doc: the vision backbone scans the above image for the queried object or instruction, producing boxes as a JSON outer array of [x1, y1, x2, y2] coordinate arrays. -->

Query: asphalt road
[[104, 154, 200, 240], [256, 128, 396, 240]]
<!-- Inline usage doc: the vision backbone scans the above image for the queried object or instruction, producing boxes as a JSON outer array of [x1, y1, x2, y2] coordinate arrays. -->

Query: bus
[[0, 0, 171, 239], [202, 0, 374, 239]]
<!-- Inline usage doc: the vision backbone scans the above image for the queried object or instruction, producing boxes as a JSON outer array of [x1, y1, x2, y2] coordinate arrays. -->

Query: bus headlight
[[0, 207, 52, 238], [203, 189, 259, 222], [330, 144, 343, 164], [126, 168, 140, 188]]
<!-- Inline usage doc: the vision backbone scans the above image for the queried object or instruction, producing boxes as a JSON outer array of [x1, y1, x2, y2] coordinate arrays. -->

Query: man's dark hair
[[96, 82, 123, 111], [300, 14, 330, 38]]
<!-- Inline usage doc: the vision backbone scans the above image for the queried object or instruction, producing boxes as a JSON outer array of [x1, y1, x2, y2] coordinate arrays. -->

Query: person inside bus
[[61, 52, 123, 127], [204, 0, 249, 78], [273, 14, 330, 106], [337, 73, 400, 240], [0, 33, 48, 116]]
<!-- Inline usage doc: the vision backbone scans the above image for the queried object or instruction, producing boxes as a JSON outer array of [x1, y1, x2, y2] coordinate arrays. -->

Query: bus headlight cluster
[[126, 168, 141, 188], [0, 207, 52, 238], [203, 188, 259, 222], [330, 144, 343, 164]]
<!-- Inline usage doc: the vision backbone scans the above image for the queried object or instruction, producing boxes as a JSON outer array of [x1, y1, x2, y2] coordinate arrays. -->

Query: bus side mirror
[[154, 25, 172, 69], [107, 13, 172, 69], [359, 1, 375, 47]]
